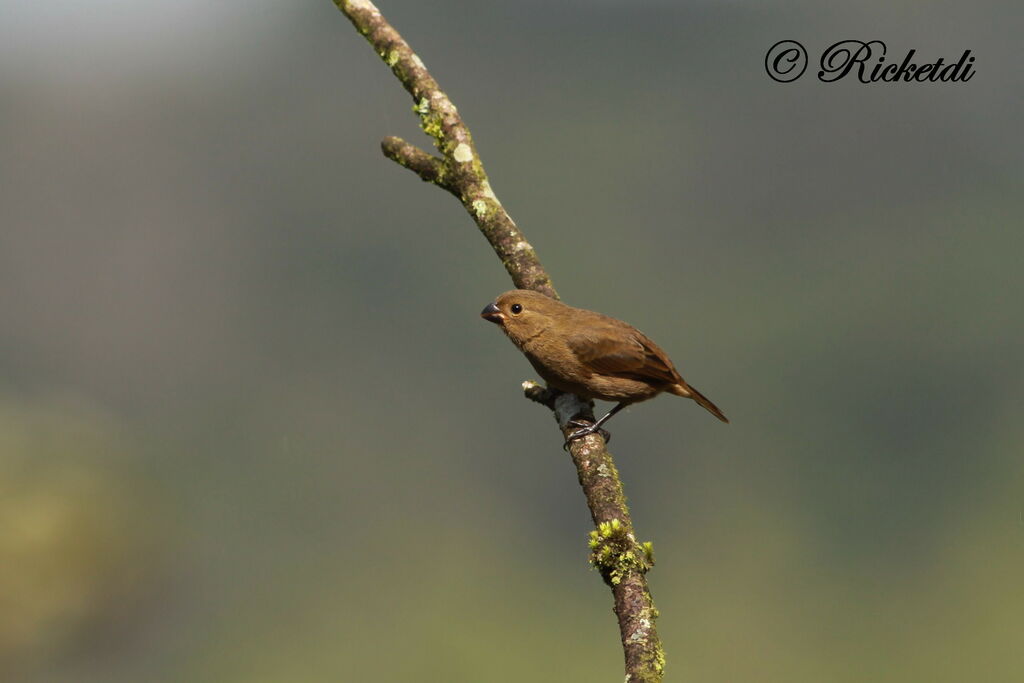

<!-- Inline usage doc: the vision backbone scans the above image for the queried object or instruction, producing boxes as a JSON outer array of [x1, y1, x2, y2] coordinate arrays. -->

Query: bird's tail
[[670, 381, 729, 423]]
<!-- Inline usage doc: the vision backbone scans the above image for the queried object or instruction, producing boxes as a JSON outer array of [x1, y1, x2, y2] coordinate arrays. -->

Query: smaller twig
[[381, 136, 446, 185], [521, 380, 556, 409]]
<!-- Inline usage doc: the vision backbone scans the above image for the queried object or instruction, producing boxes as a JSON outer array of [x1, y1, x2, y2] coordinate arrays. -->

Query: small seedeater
[[481, 289, 727, 444]]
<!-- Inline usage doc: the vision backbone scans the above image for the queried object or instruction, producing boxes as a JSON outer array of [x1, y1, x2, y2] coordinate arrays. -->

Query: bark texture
[[334, 3, 664, 679]]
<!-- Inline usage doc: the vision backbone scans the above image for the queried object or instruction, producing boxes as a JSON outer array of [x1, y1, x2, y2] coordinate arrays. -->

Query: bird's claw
[[562, 420, 612, 450]]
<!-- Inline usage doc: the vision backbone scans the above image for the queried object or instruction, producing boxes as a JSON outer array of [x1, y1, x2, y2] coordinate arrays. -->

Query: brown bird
[[481, 289, 727, 445]]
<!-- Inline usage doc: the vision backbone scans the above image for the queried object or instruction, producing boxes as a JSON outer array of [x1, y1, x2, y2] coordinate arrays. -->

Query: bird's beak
[[480, 302, 505, 324]]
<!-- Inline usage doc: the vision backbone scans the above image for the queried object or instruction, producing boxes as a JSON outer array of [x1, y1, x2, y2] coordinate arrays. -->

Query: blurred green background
[[2, 1, 1022, 681]]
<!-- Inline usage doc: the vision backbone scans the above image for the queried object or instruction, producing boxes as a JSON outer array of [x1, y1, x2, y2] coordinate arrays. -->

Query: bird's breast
[[521, 338, 587, 392]]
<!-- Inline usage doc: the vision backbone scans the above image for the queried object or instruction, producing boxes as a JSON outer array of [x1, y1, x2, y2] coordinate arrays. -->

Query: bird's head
[[480, 289, 563, 346]]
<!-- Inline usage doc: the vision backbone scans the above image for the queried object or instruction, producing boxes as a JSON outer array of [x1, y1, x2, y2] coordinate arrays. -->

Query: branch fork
[[334, 2, 665, 679]]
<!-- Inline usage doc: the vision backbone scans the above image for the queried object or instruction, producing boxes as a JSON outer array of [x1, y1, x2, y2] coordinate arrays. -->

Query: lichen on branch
[[332, 2, 665, 680]]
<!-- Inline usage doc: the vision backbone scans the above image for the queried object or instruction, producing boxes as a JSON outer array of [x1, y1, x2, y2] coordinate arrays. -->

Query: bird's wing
[[567, 324, 679, 385]]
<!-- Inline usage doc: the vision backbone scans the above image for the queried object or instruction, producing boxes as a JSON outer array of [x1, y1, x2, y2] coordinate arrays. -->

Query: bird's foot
[[563, 420, 611, 450]]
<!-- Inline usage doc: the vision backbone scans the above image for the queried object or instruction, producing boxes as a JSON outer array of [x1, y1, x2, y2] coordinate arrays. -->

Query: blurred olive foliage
[[1, 1, 1022, 681]]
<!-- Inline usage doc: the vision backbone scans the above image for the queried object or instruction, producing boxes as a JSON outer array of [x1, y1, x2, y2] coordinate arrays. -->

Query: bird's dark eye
[[510, 303, 523, 314]]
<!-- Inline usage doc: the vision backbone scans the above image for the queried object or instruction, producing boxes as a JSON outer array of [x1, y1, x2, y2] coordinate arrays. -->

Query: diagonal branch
[[335, 0, 554, 296], [333, 2, 664, 680]]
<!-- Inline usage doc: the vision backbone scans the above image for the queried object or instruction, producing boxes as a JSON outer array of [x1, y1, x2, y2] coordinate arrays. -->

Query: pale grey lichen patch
[[512, 240, 533, 252], [411, 53, 425, 69], [480, 179, 497, 199], [347, 0, 376, 12], [597, 462, 612, 478], [452, 143, 473, 163], [472, 199, 489, 217], [553, 393, 584, 428], [629, 618, 652, 643]]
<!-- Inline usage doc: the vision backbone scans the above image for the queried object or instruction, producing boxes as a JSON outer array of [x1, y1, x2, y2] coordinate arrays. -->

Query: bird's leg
[[564, 402, 627, 449]]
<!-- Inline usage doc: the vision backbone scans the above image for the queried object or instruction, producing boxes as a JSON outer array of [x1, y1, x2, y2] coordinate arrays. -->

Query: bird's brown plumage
[[481, 289, 728, 424]]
